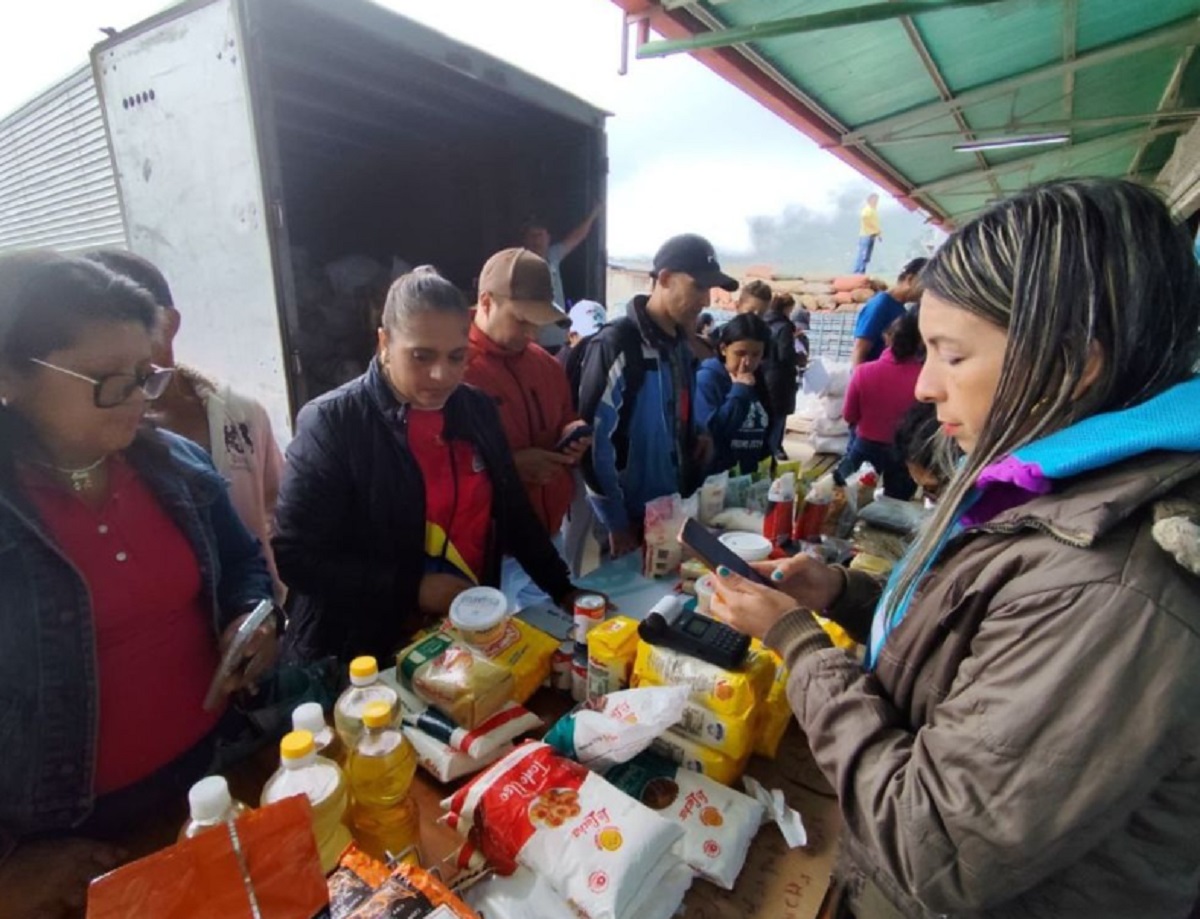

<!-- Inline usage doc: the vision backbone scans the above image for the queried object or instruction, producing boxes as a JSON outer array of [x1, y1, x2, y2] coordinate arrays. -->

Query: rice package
[[585, 616, 640, 699], [633, 673, 754, 760], [442, 743, 684, 919], [632, 641, 759, 717], [542, 685, 688, 772], [650, 728, 749, 787], [463, 857, 692, 919], [606, 751, 765, 890], [403, 725, 513, 784]]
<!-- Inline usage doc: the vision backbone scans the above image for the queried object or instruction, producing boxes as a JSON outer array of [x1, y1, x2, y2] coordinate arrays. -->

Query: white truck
[[0, 0, 608, 439]]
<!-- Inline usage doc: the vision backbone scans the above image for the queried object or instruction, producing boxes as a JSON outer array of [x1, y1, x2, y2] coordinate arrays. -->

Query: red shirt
[[22, 457, 222, 795], [464, 325, 577, 533], [842, 347, 923, 444], [407, 407, 494, 583]]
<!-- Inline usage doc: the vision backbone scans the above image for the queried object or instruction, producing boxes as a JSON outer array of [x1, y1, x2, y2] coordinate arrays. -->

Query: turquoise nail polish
[[771, 569, 785, 582], [717, 565, 731, 577]]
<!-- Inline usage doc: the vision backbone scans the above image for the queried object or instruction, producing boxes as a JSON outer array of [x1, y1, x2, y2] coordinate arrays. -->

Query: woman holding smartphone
[[710, 180, 1200, 919], [0, 253, 277, 916], [274, 267, 583, 665]]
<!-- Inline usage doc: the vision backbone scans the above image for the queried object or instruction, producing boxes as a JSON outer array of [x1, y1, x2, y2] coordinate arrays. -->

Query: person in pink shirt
[[836, 309, 924, 498]]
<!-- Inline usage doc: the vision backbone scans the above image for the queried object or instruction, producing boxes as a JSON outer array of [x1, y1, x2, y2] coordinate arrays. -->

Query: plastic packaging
[[793, 473, 834, 542], [394, 679, 541, 760], [399, 635, 514, 730], [649, 728, 749, 787], [346, 701, 421, 865], [328, 844, 480, 919], [178, 775, 250, 841], [723, 474, 753, 510], [586, 616, 640, 699], [754, 651, 793, 759], [449, 586, 511, 648], [334, 656, 399, 748], [293, 701, 345, 765], [260, 730, 353, 873], [442, 743, 685, 919], [697, 470, 729, 525], [403, 724, 513, 783], [632, 642, 758, 718], [762, 472, 796, 547], [634, 674, 755, 760], [642, 493, 697, 579], [543, 685, 689, 773], [606, 751, 765, 890]]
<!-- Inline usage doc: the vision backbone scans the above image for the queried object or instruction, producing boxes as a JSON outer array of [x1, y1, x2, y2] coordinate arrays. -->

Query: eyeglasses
[[30, 358, 174, 408]]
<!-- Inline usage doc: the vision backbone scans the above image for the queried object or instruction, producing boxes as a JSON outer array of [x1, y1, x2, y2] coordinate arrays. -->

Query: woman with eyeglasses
[[0, 252, 277, 916]]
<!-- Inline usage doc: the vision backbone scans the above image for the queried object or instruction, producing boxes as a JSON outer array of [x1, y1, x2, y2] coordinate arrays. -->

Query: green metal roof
[[614, 0, 1200, 226]]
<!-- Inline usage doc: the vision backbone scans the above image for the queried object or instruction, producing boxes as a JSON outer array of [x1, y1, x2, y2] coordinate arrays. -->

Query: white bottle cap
[[188, 775, 233, 823], [292, 702, 328, 736]]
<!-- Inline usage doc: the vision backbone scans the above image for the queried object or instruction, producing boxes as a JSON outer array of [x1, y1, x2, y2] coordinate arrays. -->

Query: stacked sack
[[756, 274, 884, 313], [630, 640, 791, 785], [788, 357, 852, 455]]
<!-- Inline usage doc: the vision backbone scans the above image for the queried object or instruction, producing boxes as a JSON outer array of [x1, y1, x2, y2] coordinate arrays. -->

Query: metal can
[[551, 640, 573, 692], [570, 661, 589, 703], [573, 593, 606, 643]]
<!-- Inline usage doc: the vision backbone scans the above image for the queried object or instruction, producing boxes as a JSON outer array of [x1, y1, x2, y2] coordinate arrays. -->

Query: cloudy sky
[[2, 0, 936, 272]]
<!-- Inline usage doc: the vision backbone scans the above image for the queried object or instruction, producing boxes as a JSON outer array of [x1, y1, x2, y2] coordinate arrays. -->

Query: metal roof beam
[[637, 0, 1010, 58], [844, 17, 1200, 144], [896, 11, 1001, 199], [1062, 0, 1077, 122], [911, 125, 1189, 196], [1128, 43, 1196, 177], [861, 109, 1200, 145]]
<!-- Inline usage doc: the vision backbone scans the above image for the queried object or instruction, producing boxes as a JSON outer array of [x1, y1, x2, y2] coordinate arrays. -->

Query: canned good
[[570, 661, 588, 703], [551, 641, 573, 692]]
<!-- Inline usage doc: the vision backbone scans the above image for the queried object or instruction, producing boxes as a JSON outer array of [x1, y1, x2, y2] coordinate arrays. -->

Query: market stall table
[[13, 553, 844, 919]]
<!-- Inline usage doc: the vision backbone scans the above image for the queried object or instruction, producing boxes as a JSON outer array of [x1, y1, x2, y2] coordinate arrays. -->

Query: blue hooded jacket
[[695, 356, 772, 475]]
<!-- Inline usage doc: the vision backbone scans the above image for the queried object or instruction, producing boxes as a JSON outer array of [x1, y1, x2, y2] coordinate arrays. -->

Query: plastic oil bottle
[[179, 775, 250, 840], [347, 700, 421, 865], [293, 701, 345, 765], [261, 730, 353, 873], [334, 655, 399, 749]]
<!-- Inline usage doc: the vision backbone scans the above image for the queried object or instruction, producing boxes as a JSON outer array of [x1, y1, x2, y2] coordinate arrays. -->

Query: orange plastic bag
[[87, 796, 329, 919]]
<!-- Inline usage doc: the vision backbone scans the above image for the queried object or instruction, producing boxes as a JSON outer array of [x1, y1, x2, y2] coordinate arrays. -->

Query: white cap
[[292, 702, 328, 736], [718, 531, 773, 562], [568, 300, 607, 337], [188, 775, 233, 823]]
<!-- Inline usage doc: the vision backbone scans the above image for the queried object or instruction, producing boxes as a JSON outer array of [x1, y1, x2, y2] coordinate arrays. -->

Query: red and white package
[[442, 743, 684, 919], [403, 725, 512, 784]]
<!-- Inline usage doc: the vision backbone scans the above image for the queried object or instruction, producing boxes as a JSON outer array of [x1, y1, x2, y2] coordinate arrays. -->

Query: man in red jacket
[[466, 248, 591, 608]]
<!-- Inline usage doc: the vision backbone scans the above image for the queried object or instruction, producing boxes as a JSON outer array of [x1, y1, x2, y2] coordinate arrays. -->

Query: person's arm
[[272, 403, 415, 628], [483, 401, 575, 603], [842, 368, 862, 427], [556, 204, 602, 259], [578, 323, 635, 536], [776, 581, 1196, 913], [695, 365, 752, 442], [851, 300, 882, 368]]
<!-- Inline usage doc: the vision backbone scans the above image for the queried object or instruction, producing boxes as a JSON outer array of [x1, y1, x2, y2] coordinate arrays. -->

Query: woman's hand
[[217, 606, 280, 695], [419, 573, 471, 617], [0, 837, 126, 918], [749, 554, 846, 612], [709, 567, 801, 640]]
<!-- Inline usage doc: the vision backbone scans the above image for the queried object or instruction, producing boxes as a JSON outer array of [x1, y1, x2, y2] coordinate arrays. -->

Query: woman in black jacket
[[274, 267, 579, 664], [763, 291, 801, 458]]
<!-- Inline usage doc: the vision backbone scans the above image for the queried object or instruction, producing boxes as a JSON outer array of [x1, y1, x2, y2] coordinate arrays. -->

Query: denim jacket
[[0, 428, 274, 847]]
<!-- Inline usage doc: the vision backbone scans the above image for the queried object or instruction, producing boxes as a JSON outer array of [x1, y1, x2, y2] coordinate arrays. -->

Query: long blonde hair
[[881, 178, 1200, 625]]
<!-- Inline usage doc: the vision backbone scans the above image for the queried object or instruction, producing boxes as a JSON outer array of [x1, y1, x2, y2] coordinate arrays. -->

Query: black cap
[[651, 234, 738, 292]]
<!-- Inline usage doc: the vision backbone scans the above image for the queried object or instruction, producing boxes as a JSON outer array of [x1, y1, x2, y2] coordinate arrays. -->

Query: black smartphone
[[678, 518, 771, 586], [554, 424, 594, 452]]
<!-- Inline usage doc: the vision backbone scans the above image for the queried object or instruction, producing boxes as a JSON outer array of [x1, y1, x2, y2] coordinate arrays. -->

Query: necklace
[[34, 455, 108, 492]]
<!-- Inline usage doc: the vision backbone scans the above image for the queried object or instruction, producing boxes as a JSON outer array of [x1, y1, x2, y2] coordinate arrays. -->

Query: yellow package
[[755, 651, 793, 759], [650, 727, 749, 786], [408, 618, 557, 706], [586, 616, 640, 699], [745, 640, 778, 705], [813, 614, 858, 651], [632, 642, 757, 717], [635, 672, 754, 760], [754, 455, 775, 483]]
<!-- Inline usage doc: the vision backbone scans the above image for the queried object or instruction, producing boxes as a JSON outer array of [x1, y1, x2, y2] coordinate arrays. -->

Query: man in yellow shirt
[[853, 193, 882, 273]]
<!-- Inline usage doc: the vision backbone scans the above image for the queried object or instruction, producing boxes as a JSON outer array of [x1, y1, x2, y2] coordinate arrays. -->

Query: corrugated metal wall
[[0, 66, 127, 254]]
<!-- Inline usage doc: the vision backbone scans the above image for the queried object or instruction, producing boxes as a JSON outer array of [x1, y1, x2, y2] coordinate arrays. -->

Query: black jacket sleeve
[[272, 400, 417, 654], [763, 319, 799, 417], [473, 393, 575, 603]]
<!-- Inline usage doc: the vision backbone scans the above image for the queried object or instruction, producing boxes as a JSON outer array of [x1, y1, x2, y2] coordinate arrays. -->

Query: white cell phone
[[203, 599, 274, 711]]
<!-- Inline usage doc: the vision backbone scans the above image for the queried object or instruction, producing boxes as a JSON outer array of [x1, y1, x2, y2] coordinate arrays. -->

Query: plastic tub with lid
[[718, 531, 772, 563], [449, 586, 511, 647]]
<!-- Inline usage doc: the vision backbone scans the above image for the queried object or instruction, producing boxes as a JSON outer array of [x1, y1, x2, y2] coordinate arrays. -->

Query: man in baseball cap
[[652, 233, 739, 293], [465, 248, 588, 607]]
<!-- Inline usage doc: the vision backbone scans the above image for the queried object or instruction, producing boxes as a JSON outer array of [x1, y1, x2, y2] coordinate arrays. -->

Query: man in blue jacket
[[577, 234, 735, 556]]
